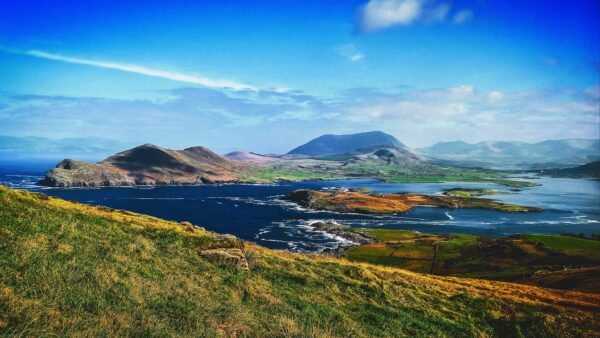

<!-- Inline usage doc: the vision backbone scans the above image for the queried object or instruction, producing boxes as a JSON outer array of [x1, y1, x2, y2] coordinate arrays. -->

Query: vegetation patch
[[282, 189, 542, 214], [343, 229, 600, 288]]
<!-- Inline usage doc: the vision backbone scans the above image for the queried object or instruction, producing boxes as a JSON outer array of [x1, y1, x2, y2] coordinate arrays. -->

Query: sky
[[0, 0, 599, 154]]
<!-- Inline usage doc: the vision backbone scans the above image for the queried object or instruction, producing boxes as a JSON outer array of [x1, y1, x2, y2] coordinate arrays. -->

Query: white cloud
[[357, 0, 473, 32], [358, 0, 423, 33], [338, 44, 366, 62], [488, 91, 504, 102], [453, 9, 474, 24], [4, 48, 256, 91], [350, 53, 365, 62]]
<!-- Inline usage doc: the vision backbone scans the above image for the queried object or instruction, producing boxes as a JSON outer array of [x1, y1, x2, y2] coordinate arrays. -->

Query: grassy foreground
[[0, 186, 599, 337]]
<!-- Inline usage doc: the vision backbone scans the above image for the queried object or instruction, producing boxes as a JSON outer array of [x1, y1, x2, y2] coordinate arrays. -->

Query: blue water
[[1, 164, 599, 252]]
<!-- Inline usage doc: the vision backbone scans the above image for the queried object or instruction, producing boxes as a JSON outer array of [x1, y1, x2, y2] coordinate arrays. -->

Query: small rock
[[198, 248, 249, 270]]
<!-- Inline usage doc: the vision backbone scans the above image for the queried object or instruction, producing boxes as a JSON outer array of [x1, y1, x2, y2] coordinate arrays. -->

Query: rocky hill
[[39, 144, 242, 187], [1, 185, 598, 336]]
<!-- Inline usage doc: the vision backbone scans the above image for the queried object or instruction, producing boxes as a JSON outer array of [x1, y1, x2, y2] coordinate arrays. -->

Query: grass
[[443, 188, 511, 198], [1, 185, 599, 336], [344, 229, 600, 285], [235, 167, 345, 183], [524, 234, 600, 260], [236, 159, 542, 188]]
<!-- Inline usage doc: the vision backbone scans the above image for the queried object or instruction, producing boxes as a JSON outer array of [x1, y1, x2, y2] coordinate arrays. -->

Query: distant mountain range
[[418, 139, 600, 168], [287, 131, 406, 157], [0, 135, 128, 161]]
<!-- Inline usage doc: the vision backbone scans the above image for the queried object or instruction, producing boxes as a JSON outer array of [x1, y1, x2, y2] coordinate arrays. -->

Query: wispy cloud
[[356, 0, 473, 33], [452, 9, 474, 24], [1, 83, 598, 150], [338, 44, 365, 62], [2, 47, 256, 91]]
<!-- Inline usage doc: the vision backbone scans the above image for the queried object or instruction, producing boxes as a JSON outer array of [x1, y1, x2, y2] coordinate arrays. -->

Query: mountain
[[0, 135, 127, 161], [224, 151, 280, 164], [1, 185, 598, 336], [39, 144, 242, 187], [349, 145, 424, 165], [418, 139, 600, 168], [287, 131, 406, 156], [540, 160, 600, 179]]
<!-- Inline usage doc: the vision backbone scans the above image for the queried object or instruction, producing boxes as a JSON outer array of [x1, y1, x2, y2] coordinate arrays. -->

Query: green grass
[[444, 189, 510, 198], [236, 159, 541, 188], [345, 229, 600, 284], [235, 167, 345, 183], [349, 228, 418, 241], [525, 234, 600, 260], [1, 186, 598, 336]]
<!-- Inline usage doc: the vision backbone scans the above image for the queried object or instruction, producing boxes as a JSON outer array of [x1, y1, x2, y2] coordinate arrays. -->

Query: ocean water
[[1, 165, 599, 253]]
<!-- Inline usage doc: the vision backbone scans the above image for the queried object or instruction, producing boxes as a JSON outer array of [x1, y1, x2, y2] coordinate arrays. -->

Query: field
[[345, 229, 600, 286], [1, 185, 599, 336], [237, 156, 541, 187]]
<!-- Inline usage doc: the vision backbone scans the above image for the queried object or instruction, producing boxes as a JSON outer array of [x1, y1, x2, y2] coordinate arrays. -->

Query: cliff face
[[39, 144, 242, 187]]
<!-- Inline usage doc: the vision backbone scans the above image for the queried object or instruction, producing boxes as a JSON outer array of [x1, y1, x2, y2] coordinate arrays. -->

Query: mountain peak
[[287, 131, 406, 156]]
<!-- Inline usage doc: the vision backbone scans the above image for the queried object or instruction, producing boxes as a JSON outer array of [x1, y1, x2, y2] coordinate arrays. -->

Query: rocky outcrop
[[198, 248, 249, 270], [197, 233, 249, 270], [309, 221, 377, 245]]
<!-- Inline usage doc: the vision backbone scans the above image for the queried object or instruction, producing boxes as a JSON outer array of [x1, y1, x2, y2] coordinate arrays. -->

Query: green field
[[1, 186, 599, 336], [345, 229, 600, 281], [236, 158, 541, 187], [524, 234, 600, 260]]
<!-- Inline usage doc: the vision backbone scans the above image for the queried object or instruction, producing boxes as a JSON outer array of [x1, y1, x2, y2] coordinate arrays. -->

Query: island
[[282, 189, 542, 214]]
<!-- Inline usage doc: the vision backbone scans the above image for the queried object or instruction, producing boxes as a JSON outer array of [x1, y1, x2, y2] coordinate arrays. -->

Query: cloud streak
[[3, 47, 256, 91]]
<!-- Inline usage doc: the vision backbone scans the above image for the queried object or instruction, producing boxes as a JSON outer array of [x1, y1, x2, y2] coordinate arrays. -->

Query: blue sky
[[0, 0, 598, 153]]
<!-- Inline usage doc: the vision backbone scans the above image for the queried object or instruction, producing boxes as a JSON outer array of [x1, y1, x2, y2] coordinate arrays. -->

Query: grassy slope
[[1, 186, 599, 336]]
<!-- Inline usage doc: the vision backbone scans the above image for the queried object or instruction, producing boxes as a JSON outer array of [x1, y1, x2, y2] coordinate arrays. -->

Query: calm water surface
[[2, 165, 599, 252]]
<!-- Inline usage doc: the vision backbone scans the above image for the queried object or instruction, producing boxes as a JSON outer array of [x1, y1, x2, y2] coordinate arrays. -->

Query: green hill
[[541, 161, 600, 179], [0, 186, 598, 336]]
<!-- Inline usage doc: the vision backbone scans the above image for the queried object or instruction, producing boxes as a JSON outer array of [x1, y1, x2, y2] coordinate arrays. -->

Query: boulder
[[198, 248, 249, 270]]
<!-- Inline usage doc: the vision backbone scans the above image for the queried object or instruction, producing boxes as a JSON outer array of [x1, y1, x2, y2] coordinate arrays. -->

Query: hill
[[540, 161, 600, 179], [287, 131, 407, 157], [224, 151, 280, 164], [39, 144, 242, 187], [1, 185, 599, 336], [418, 139, 600, 168]]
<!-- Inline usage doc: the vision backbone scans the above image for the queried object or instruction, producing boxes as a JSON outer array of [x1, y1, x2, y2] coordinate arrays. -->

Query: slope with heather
[[0, 186, 598, 336]]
